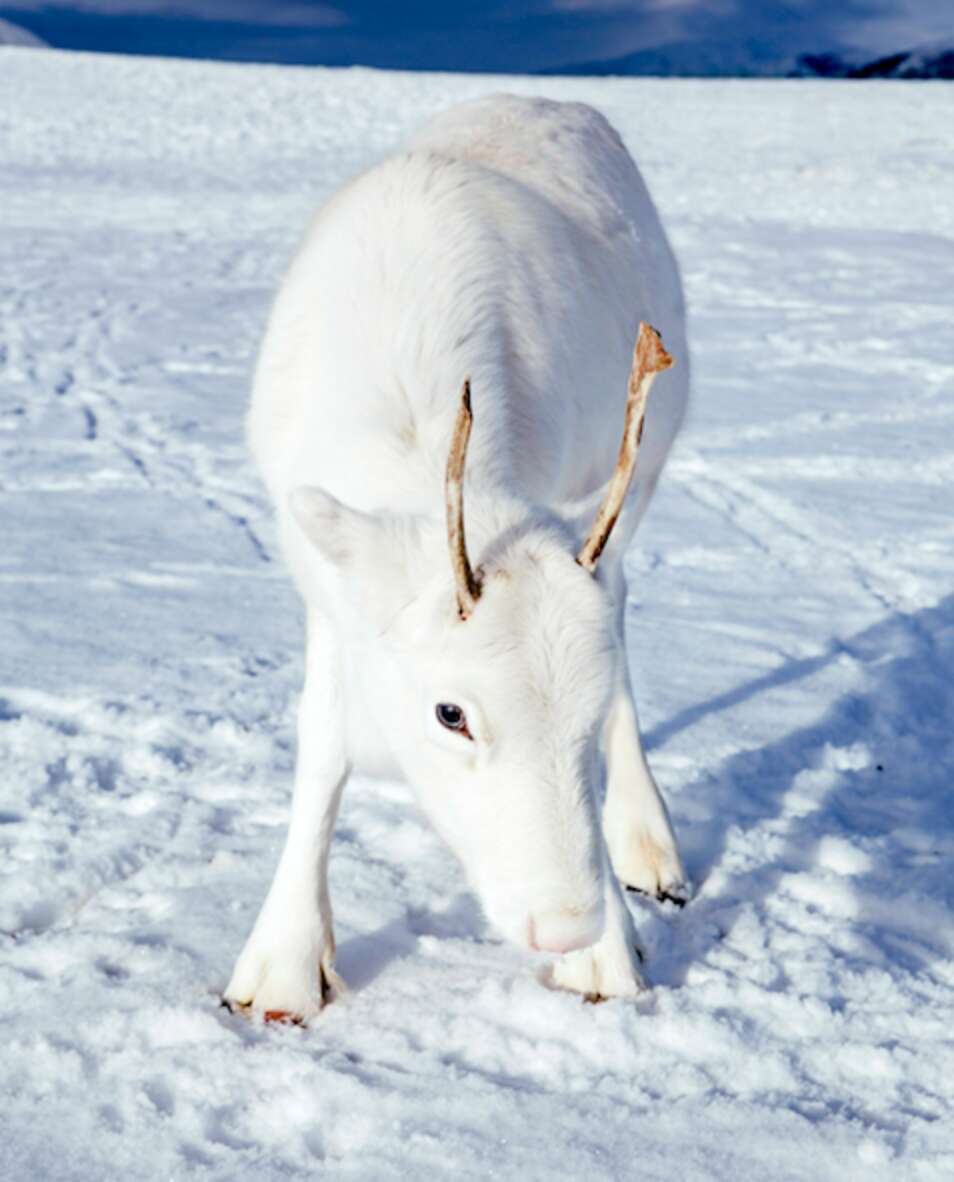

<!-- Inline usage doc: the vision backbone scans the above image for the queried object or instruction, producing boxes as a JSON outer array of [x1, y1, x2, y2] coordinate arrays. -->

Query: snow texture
[[1, 48, 953, 1181]]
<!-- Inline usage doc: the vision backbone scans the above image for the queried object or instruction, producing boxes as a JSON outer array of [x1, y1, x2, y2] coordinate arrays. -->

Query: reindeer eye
[[435, 702, 472, 739]]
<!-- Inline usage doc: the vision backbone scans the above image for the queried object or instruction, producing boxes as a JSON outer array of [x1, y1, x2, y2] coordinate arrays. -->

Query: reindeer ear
[[288, 486, 367, 566], [289, 486, 425, 618]]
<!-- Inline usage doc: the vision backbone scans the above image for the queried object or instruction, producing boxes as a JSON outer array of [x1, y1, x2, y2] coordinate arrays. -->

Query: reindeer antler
[[577, 322, 673, 573], [446, 380, 482, 619]]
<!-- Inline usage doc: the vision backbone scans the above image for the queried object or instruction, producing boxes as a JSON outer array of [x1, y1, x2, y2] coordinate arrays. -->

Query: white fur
[[225, 95, 688, 1021]]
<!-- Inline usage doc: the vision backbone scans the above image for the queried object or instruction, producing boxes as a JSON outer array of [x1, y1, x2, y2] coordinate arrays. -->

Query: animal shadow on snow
[[336, 893, 485, 992], [647, 593, 954, 990]]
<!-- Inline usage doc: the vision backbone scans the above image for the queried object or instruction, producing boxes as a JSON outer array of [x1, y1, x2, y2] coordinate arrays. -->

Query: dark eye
[[435, 702, 472, 739]]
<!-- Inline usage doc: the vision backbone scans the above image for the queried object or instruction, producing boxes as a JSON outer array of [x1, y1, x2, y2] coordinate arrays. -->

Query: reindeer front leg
[[548, 844, 647, 1000], [550, 674, 688, 1001], [224, 614, 348, 1023], [601, 664, 688, 903]]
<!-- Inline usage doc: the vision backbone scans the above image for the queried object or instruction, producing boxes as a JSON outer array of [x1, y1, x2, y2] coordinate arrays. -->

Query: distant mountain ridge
[[0, 15, 45, 45], [793, 41, 954, 79], [0, 3, 950, 77], [546, 38, 954, 80], [544, 38, 794, 79]]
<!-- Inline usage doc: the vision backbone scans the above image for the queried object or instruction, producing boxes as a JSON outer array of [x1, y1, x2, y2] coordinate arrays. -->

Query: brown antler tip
[[636, 321, 674, 375], [576, 322, 674, 574]]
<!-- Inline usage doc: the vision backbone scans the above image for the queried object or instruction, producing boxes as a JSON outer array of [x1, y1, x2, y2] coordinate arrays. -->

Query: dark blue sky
[[2, 2, 951, 75]]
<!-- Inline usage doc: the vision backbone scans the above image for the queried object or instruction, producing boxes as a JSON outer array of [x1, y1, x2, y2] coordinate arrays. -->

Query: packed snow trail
[[1, 50, 953, 1180]]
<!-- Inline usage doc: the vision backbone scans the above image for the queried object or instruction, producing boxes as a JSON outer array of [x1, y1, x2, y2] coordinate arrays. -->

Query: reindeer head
[[290, 325, 672, 954]]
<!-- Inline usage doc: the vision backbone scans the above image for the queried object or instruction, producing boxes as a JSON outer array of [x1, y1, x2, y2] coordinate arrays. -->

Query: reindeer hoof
[[264, 1009, 306, 1026], [218, 997, 304, 1025], [547, 935, 647, 1001], [626, 881, 691, 908], [220, 996, 309, 1027], [222, 931, 343, 1025]]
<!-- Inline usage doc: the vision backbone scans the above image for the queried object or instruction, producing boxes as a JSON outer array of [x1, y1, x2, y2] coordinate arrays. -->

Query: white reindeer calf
[[224, 95, 688, 1022]]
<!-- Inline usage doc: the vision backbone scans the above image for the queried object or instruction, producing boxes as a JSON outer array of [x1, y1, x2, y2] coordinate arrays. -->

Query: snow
[[2, 48, 953, 1180]]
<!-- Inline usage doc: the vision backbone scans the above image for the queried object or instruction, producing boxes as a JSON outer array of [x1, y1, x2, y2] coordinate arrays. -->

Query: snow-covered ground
[[2, 49, 953, 1180]]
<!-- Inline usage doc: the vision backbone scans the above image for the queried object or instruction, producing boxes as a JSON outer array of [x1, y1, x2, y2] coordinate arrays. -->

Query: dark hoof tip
[[264, 1009, 306, 1027], [625, 884, 690, 908]]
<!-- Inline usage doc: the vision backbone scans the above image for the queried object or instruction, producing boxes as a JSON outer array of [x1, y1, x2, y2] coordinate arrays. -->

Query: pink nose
[[528, 907, 603, 954]]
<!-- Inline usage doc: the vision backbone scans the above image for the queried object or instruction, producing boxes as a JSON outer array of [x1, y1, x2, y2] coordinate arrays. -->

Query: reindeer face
[[290, 486, 618, 952], [381, 534, 617, 952]]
